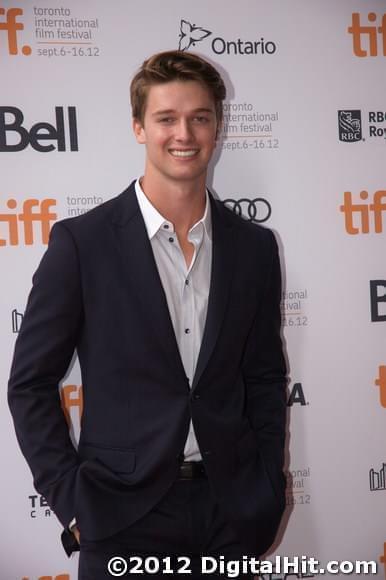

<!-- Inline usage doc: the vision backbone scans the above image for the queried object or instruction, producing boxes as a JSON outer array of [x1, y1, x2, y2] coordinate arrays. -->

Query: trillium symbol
[[178, 19, 212, 51]]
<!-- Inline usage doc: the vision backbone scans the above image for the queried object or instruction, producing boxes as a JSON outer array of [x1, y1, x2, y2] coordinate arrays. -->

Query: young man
[[8, 51, 287, 578]]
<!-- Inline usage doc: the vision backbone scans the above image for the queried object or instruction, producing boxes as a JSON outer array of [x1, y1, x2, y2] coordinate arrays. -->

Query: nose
[[175, 118, 193, 142]]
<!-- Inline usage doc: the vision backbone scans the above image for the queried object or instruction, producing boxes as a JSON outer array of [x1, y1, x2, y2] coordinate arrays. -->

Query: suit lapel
[[192, 194, 237, 390], [111, 183, 187, 382]]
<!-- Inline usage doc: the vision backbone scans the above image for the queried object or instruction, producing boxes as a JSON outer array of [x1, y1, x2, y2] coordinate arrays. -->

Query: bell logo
[[61, 384, 83, 426], [0, 106, 78, 152], [0, 7, 31, 55], [0, 198, 56, 246], [375, 366, 386, 408], [340, 190, 386, 234], [370, 281, 386, 322], [348, 13, 386, 57]]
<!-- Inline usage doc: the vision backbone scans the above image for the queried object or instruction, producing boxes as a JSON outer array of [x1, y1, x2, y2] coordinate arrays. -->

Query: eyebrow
[[152, 108, 215, 117]]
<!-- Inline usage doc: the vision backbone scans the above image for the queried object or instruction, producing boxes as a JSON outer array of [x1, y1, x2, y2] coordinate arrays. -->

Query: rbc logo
[[0, 7, 31, 55], [338, 110, 362, 142], [0, 106, 78, 152]]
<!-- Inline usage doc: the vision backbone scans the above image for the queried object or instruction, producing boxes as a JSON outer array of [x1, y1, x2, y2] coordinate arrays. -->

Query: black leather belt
[[179, 461, 206, 479]]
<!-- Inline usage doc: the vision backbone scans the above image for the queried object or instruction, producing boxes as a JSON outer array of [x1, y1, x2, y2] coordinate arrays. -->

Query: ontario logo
[[338, 110, 362, 142], [177, 19, 277, 55], [178, 20, 211, 51]]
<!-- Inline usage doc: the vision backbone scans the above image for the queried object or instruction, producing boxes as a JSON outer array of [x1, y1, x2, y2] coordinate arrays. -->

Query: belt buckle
[[179, 461, 205, 479]]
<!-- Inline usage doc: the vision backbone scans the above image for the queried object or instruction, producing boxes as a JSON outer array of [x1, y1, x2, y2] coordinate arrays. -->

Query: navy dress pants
[[78, 476, 255, 579]]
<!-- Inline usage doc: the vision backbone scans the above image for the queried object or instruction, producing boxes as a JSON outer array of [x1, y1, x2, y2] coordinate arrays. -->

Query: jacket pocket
[[236, 430, 284, 512], [79, 442, 136, 477]]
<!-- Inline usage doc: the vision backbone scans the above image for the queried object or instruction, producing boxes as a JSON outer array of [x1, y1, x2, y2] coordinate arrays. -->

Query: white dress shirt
[[135, 178, 212, 461]]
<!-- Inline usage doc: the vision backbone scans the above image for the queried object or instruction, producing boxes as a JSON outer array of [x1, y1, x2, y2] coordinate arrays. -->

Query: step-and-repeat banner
[[1, 1, 385, 578]]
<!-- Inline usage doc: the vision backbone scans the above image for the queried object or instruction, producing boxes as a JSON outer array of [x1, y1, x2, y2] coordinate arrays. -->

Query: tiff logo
[[0, 7, 31, 55], [375, 366, 386, 407], [0, 106, 78, 152], [340, 190, 386, 234], [0, 199, 56, 246], [380, 543, 386, 580], [61, 384, 83, 426], [348, 13, 386, 57], [370, 282, 386, 323], [370, 462, 386, 491], [12, 308, 23, 332]]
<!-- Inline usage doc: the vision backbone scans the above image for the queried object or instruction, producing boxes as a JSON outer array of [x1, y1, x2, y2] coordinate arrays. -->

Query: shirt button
[[185, 279, 189, 285], [163, 224, 169, 229], [168, 237, 174, 243], [184, 328, 190, 334]]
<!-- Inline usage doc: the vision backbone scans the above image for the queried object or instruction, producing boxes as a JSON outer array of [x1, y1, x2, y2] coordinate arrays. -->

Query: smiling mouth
[[169, 149, 199, 158]]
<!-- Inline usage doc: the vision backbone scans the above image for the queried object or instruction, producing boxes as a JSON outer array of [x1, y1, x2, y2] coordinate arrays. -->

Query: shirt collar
[[135, 178, 212, 241]]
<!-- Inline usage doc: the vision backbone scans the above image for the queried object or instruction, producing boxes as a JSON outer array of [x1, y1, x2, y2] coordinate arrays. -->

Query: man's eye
[[159, 117, 174, 123], [194, 116, 209, 123]]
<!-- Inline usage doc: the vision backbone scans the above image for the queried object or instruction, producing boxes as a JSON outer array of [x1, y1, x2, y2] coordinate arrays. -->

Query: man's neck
[[140, 175, 207, 236]]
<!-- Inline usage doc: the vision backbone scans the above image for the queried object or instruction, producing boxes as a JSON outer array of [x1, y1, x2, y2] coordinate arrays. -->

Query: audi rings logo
[[223, 198, 272, 223]]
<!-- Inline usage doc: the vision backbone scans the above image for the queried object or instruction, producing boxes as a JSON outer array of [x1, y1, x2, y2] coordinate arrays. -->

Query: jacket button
[[203, 450, 212, 456], [193, 394, 200, 400]]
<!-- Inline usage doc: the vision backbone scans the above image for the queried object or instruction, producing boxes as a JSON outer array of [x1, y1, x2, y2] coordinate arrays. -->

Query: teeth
[[170, 150, 198, 157]]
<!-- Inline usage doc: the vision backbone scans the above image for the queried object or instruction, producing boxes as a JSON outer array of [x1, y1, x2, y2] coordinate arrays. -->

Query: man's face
[[133, 80, 219, 188]]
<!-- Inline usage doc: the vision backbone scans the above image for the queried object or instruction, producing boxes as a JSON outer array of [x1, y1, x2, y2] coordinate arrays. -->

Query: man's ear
[[132, 117, 146, 144]]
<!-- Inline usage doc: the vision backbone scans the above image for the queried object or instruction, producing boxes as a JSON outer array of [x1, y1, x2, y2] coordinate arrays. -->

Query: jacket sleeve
[[242, 230, 287, 501], [8, 221, 83, 529]]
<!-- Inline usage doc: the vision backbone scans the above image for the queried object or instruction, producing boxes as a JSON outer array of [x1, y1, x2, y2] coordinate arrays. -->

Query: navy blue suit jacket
[[8, 181, 287, 556]]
